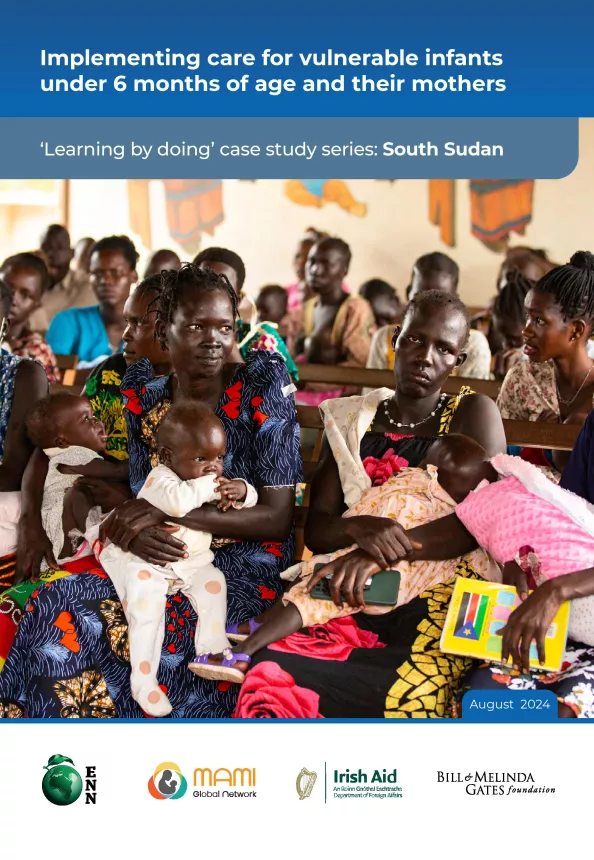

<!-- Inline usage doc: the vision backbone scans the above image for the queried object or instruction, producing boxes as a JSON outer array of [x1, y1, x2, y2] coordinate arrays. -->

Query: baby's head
[[256, 284, 288, 324], [157, 401, 226, 481], [26, 393, 107, 452], [422, 434, 497, 502]]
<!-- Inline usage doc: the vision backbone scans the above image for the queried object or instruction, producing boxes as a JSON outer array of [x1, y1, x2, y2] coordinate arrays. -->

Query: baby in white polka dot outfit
[[97, 401, 257, 717]]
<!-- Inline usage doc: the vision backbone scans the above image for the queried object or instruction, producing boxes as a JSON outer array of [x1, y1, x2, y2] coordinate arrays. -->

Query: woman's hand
[[58, 460, 128, 480], [305, 548, 381, 608], [14, 514, 58, 585], [344, 516, 421, 569], [105, 498, 179, 552], [127, 526, 188, 566], [72, 478, 131, 512], [536, 409, 559, 423], [500, 579, 563, 673], [501, 560, 529, 601]]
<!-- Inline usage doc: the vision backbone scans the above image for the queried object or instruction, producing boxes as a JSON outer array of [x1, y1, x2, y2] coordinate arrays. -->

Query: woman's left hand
[[500, 580, 563, 673], [105, 498, 168, 551], [305, 548, 381, 608], [72, 478, 131, 512]]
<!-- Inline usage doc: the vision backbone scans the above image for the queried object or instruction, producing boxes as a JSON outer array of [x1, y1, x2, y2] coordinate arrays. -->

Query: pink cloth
[[286, 282, 302, 314], [456, 475, 594, 581]]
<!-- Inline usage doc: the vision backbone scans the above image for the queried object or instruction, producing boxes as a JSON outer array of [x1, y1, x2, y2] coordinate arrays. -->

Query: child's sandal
[[189, 649, 252, 683], [226, 618, 262, 643]]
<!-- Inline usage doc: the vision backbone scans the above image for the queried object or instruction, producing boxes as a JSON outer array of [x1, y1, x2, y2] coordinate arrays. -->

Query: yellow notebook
[[440, 579, 570, 672]]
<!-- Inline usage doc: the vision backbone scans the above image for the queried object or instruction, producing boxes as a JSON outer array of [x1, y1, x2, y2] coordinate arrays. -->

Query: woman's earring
[[0, 316, 8, 344]]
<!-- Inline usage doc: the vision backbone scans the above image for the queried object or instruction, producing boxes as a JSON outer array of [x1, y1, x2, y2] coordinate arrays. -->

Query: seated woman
[[285, 229, 332, 314], [0, 281, 48, 592], [0, 264, 302, 718], [194, 246, 298, 380], [471, 246, 556, 354], [367, 252, 491, 381], [462, 414, 594, 718], [46, 235, 139, 369], [296, 236, 376, 406], [84, 273, 173, 462], [234, 289, 506, 719], [359, 278, 402, 331], [11, 274, 173, 588], [490, 270, 534, 380], [1, 254, 60, 383], [497, 251, 594, 475]]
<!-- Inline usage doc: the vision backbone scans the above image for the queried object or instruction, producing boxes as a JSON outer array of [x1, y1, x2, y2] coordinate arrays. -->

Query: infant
[[25, 393, 128, 568], [190, 434, 499, 684], [455, 452, 594, 646], [97, 400, 257, 717]]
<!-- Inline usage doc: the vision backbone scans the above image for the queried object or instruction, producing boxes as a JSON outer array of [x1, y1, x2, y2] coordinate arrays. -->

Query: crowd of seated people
[[1, 222, 594, 720]]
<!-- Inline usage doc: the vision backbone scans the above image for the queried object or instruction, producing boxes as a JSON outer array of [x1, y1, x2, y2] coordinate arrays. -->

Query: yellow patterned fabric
[[385, 561, 480, 717], [438, 386, 474, 435]]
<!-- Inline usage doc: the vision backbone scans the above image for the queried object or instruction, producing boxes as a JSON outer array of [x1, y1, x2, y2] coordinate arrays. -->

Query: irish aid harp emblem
[[296, 767, 317, 800]]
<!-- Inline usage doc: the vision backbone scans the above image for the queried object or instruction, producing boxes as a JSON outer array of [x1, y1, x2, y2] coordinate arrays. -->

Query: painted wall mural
[[127, 179, 224, 254], [284, 180, 367, 217], [428, 179, 535, 252], [124, 178, 534, 257]]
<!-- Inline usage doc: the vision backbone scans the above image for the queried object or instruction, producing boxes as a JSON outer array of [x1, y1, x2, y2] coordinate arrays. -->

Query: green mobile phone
[[310, 563, 401, 606]]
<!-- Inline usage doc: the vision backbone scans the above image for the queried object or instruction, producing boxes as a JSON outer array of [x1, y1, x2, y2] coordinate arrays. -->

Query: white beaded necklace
[[382, 392, 447, 429]]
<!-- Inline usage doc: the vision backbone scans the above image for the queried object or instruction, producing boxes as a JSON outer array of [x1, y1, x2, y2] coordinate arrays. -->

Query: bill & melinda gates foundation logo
[[42, 754, 98, 806], [437, 772, 556, 795]]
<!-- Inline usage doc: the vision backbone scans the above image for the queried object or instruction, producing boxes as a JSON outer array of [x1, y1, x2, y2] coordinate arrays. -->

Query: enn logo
[[334, 769, 398, 784], [193, 768, 257, 787]]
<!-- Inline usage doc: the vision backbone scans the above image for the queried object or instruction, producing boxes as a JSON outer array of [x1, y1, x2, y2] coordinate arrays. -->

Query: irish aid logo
[[148, 762, 188, 799]]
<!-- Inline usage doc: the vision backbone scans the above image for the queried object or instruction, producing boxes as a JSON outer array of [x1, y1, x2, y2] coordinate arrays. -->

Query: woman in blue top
[[46, 235, 139, 367]]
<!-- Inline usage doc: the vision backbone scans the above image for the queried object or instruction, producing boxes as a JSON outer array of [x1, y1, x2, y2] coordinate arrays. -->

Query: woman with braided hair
[[497, 251, 594, 474], [491, 269, 535, 380], [0, 263, 302, 718]]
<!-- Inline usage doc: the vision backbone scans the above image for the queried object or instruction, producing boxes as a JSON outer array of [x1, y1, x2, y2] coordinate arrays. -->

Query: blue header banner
[[0, 117, 576, 179], [0, 0, 592, 118]]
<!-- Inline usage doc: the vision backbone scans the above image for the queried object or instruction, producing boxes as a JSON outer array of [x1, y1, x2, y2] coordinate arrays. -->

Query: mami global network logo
[[148, 762, 188, 799]]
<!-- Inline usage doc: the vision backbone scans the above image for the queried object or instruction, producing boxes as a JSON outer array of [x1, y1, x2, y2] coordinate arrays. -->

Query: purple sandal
[[226, 618, 262, 643], [188, 649, 252, 684]]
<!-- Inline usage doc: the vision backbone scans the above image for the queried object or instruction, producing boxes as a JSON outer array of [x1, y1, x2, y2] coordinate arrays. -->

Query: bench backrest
[[298, 363, 501, 399]]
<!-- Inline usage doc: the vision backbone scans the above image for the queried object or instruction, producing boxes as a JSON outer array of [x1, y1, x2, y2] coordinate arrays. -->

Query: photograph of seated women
[[2, 184, 594, 720]]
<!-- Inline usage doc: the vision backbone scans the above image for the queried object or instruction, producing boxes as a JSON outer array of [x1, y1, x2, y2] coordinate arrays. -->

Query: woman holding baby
[[0, 264, 302, 718], [234, 289, 508, 718]]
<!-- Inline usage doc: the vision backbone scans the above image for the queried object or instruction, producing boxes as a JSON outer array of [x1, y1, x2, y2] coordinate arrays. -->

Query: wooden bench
[[298, 363, 501, 400], [55, 354, 78, 386]]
